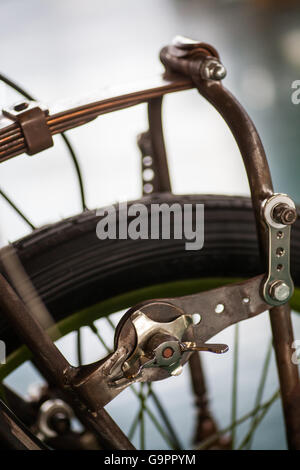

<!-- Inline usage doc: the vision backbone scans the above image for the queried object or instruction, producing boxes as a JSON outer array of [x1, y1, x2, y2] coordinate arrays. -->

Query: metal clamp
[[262, 193, 297, 306], [2, 101, 53, 155]]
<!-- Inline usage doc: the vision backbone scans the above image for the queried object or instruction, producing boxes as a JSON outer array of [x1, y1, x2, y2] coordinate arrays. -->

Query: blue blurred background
[[1, 0, 300, 450]]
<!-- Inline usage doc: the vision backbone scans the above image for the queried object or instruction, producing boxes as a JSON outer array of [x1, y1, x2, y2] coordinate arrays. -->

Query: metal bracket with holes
[[262, 193, 297, 306]]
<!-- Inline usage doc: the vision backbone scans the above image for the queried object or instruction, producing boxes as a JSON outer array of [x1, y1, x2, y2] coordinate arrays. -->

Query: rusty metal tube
[[0, 273, 135, 449]]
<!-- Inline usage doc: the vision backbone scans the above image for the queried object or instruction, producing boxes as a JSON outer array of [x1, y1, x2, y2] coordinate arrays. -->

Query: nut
[[201, 59, 227, 81], [272, 204, 297, 226]]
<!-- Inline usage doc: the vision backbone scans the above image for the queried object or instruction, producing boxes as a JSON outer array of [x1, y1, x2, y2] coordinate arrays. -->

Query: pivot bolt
[[272, 204, 297, 226], [269, 281, 290, 302], [202, 59, 227, 81]]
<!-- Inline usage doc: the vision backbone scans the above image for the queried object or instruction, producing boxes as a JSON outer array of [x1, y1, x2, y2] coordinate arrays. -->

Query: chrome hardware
[[263, 193, 296, 306]]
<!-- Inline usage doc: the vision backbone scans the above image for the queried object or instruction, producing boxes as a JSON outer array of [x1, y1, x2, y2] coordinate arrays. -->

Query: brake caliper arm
[[71, 274, 270, 409]]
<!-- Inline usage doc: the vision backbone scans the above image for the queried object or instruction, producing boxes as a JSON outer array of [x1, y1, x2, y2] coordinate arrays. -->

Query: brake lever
[[180, 341, 229, 354]]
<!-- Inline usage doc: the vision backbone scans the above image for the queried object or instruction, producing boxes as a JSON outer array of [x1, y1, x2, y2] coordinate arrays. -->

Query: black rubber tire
[[1, 194, 300, 355]]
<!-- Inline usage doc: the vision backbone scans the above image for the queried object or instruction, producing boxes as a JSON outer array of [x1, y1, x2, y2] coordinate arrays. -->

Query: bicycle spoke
[[60, 133, 87, 211], [244, 338, 273, 449], [90, 323, 111, 353], [231, 323, 239, 448], [76, 328, 83, 366], [0, 73, 87, 212], [139, 383, 146, 450], [106, 317, 116, 332], [197, 389, 280, 450], [129, 380, 177, 449], [141, 394, 175, 448], [149, 384, 182, 449], [128, 384, 166, 449], [128, 407, 140, 440], [0, 189, 35, 230], [237, 388, 279, 450]]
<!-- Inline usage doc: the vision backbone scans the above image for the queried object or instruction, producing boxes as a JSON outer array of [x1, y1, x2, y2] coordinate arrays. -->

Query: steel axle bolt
[[269, 281, 290, 302]]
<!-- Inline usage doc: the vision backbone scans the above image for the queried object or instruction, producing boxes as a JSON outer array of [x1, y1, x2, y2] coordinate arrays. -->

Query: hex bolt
[[272, 203, 297, 226], [201, 59, 227, 81], [269, 281, 290, 302]]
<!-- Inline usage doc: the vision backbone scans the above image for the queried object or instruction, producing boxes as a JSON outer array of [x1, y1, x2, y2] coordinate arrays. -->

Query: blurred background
[[1, 0, 300, 450]]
